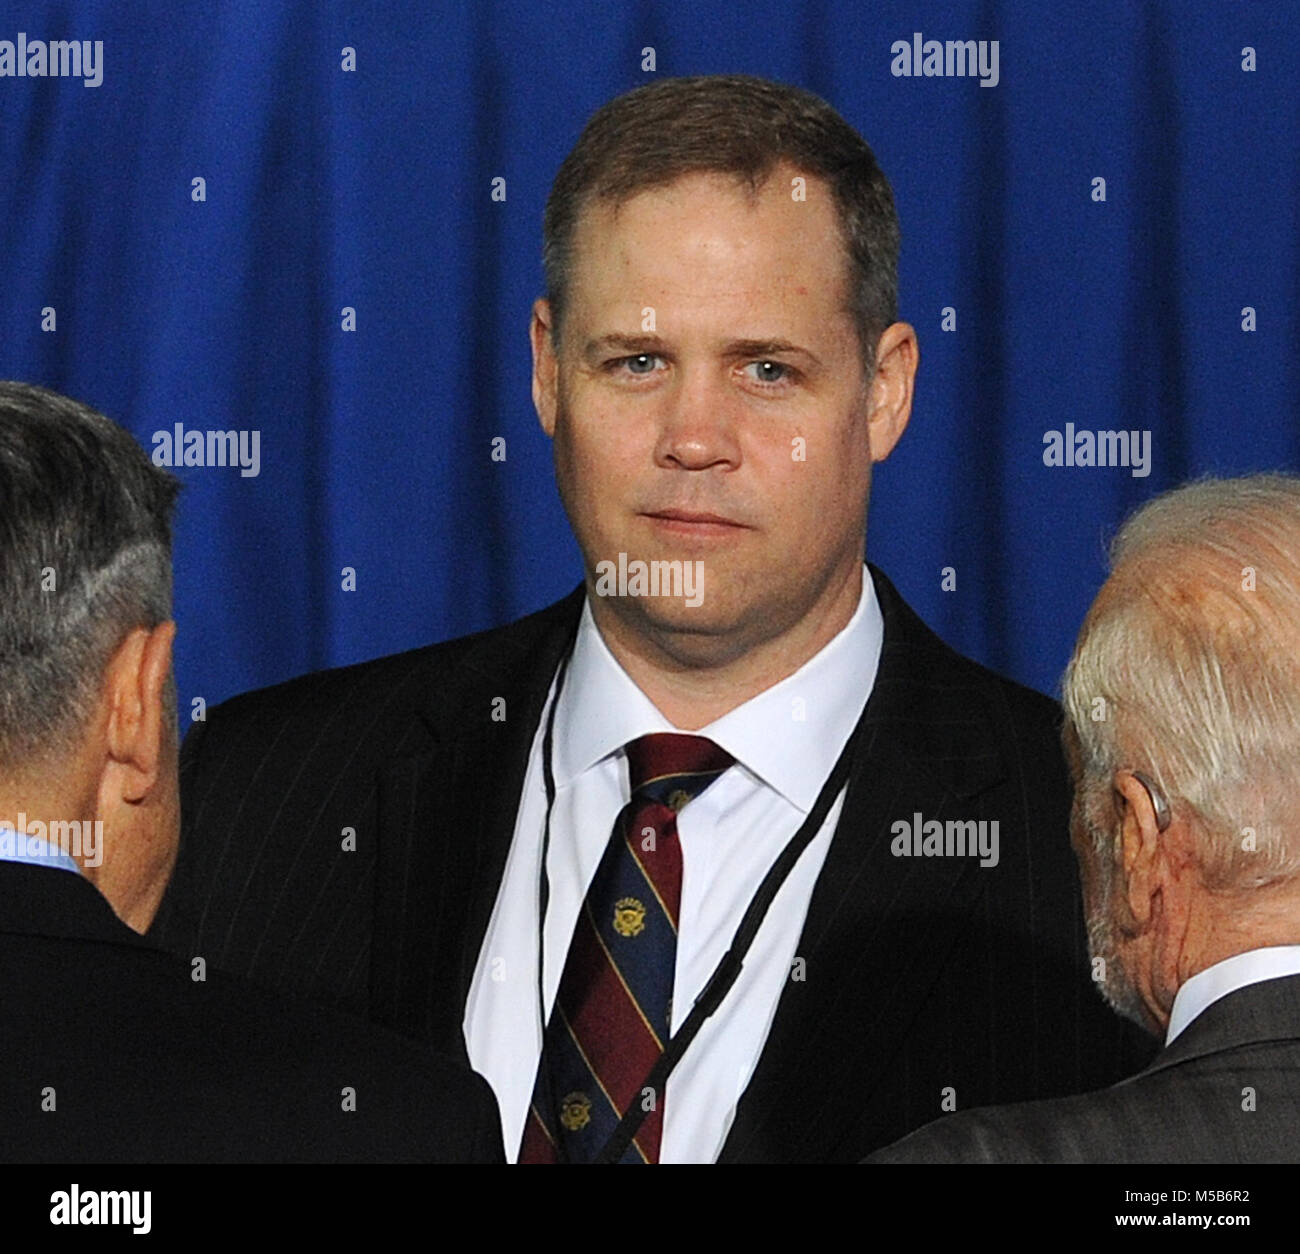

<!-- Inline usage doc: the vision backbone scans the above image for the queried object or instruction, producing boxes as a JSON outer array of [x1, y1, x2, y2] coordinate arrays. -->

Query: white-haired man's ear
[[1110, 769, 1170, 929]]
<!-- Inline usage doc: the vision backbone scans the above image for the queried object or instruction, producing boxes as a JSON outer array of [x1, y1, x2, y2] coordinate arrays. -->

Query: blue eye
[[746, 360, 790, 385], [622, 354, 659, 374]]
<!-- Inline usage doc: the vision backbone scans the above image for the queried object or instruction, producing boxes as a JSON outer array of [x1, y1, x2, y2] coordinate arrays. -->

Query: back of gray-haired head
[[0, 382, 179, 772], [1063, 473, 1300, 889]]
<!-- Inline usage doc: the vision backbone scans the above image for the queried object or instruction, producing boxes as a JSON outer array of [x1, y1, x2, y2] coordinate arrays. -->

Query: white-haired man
[[870, 474, 1300, 1163]]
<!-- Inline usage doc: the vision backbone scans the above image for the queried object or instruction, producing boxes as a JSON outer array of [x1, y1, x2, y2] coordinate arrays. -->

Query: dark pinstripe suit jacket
[[866, 972, 1300, 1163], [148, 564, 1153, 1162]]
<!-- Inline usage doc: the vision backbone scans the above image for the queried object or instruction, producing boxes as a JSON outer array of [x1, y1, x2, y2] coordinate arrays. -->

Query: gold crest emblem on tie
[[666, 788, 691, 813], [559, 1091, 592, 1132], [613, 897, 646, 937]]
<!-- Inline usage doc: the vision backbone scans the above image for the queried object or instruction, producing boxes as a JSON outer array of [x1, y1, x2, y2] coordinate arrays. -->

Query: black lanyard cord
[[536, 628, 575, 1164]]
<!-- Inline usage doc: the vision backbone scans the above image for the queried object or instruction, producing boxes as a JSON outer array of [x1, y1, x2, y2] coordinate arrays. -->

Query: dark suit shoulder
[[172, 954, 506, 1162], [0, 925, 503, 1163], [953, 648, 1062, 730], [154, 585, 583, 1002], [868, 565, 1062, 725], [866, 1034, 1300, 1163], [175, 583, 582, 837], [864, 1088, 1124, 1164], [865, 565, 1066, 801], [201, 584, 582, 737]]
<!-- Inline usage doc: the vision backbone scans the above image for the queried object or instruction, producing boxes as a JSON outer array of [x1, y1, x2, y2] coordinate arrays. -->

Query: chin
[[616, 591, 737, 638]]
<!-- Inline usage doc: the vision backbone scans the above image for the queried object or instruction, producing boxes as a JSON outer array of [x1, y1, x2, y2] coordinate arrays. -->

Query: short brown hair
[[542, 74, 901, 370]]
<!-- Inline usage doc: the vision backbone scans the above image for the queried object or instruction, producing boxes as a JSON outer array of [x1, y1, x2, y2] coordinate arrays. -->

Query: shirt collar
[[553, 565, 884, 813], [0, 825, 82, 876], [1166, 944, 1300, 1045]]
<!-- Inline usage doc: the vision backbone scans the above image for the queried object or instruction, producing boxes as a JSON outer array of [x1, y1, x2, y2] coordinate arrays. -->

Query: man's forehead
[[564, 166, 851, 320], [570, 164, 839, 253]]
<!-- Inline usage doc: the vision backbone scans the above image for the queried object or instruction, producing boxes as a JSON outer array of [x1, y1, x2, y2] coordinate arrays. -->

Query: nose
[[652, 366, 742, 472]]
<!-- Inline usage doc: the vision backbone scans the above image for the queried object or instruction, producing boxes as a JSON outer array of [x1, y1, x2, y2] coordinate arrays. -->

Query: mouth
[[640, 509, 751, 538]]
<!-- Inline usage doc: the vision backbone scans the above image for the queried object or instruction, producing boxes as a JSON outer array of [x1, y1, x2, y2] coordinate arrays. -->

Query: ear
[[865, 321, 918, 464], [1112, 769, 1166, 927], [531, 298, 559, 439], [103, 620, 176, 804]]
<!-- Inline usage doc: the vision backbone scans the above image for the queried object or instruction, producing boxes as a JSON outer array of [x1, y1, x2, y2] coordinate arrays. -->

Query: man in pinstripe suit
[[871, 476, 1300, 1163], [149, 75, 1152, 1162]]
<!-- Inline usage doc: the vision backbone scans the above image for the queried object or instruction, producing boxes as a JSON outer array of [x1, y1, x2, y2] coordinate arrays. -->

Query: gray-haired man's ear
[[85, 618, 180, 934], [101, 621, 177, 803]]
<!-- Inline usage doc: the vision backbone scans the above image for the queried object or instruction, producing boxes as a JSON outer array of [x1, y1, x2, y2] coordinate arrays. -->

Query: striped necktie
[[519, 732, 735, 1163]]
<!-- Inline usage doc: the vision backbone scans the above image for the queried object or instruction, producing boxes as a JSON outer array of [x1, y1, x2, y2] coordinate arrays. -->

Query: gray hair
[[0, 381, 179, 771], [1063, 474, 1300, 889]]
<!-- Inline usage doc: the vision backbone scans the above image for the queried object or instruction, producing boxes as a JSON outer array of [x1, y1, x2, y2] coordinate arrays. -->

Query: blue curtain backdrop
[[1, 0, 1296, 715]]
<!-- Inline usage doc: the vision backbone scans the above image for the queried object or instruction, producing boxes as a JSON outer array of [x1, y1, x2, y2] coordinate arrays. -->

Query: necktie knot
[[625, 732, 734, 813]]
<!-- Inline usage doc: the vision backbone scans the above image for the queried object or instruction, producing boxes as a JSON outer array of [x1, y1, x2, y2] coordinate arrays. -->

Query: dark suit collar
[[0, 859, 150, 950], [1144, 972, 1300, 1076]]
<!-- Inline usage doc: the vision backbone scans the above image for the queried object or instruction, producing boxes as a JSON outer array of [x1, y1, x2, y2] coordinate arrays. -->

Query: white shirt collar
[[553, 564, 884, 813], [1165, 944, 1300, 1044], [0, 824, 82, 876]]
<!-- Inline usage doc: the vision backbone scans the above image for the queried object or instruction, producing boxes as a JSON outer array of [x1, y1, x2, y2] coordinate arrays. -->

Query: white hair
[[1063, 474, 1300, 889]]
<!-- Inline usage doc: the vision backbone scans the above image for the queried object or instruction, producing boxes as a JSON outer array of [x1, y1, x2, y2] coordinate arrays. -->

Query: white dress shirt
[[463, 564, 884, 1162], [1165, 944, 1300, 1045]]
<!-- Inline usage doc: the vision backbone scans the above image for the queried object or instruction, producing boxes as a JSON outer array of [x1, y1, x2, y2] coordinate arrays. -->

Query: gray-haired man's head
[[0, 381, 181, 932], [1062, 474, 1300, 1035]]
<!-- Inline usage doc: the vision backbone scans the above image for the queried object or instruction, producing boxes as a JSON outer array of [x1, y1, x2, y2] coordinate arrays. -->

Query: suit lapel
[[719, 567, 1007, 1162], [368, 585, 585, 1057]]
